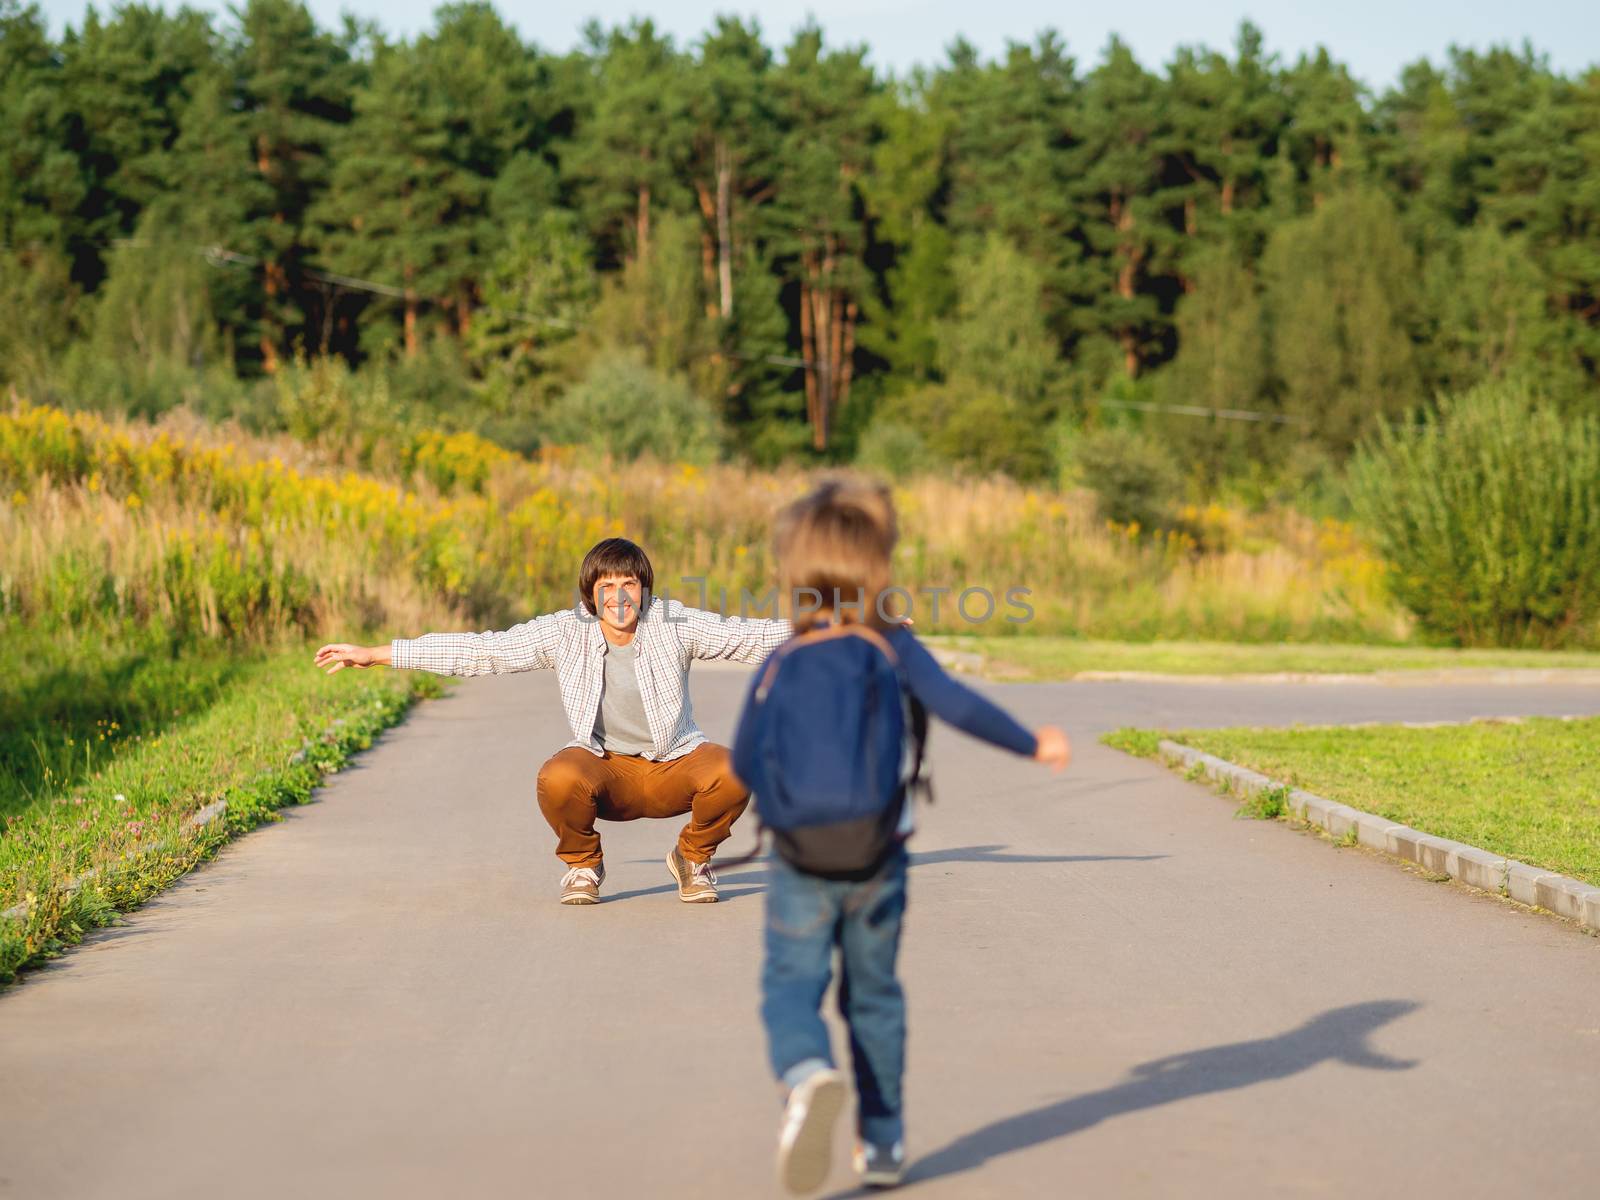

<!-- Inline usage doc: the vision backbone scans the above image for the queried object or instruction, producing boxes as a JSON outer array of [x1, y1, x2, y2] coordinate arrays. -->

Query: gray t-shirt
[[593, 635, 655, 756]]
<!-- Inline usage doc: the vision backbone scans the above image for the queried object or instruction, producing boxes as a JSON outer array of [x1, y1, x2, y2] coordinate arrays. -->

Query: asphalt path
[[2, 668, 1597, 1199]]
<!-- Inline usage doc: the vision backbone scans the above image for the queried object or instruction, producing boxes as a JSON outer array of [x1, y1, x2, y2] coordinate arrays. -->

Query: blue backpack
[[731, 623, 931, 879]]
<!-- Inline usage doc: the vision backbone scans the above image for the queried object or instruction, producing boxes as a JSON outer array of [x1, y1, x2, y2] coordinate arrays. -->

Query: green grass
[[1102, 727, 1163, 758], [1, 627, 248, 819], [1234, 782, 1292, 821], [932, 636, 1600, 680], [0, 625, 443, 982], [1105, 717, 1600, 886]]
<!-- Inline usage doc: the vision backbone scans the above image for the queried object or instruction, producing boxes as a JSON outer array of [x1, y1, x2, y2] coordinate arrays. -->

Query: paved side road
[[1, 671, 1597, 1199]]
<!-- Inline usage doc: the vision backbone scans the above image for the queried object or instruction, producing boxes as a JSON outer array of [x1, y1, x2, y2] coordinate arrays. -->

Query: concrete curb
[[1156, 739, 1600, 934]]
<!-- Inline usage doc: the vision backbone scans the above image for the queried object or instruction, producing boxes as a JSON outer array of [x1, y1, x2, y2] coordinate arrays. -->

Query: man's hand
[[1033, 725, 1072, 772], [314, 643, 386, 674]]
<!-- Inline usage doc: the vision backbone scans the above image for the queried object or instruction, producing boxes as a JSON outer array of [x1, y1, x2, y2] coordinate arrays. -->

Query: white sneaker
[[559, 862, 605, 905], [854, 1137, 906, 1188], [666, 846, 719, 902], [776, 1066, 848, 1194]]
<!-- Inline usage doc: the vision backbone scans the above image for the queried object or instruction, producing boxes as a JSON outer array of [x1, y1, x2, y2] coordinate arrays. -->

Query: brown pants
[[536, 742, 750, 869]]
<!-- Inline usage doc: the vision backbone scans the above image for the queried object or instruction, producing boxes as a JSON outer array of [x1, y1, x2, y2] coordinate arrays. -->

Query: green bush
[[855, 417, 935, 480], [541, 352, 724, 465], [0, 246, 81, 397], [271, 354, 390, 445], [46, 346, 242, 421], [1074, 426, 1184, 531], [879, 379, 1054, 481], [1348, 381, 1600, 648]]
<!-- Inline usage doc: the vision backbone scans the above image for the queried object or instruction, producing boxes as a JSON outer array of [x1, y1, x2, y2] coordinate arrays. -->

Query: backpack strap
[[841, 624, 932, 805], [905, 689, 933, 805], [714, 821, 768, 871]]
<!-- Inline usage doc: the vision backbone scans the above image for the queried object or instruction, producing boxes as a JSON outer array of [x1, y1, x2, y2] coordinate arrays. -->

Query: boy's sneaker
[[666, 846, 719, 903], [853, 1138, 906, 1189], [559, 862, 605, 905], [776, 1065, 847, 1194]]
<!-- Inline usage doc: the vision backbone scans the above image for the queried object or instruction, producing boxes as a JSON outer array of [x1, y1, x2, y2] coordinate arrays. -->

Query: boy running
[[731, 475, 1070, 1192]]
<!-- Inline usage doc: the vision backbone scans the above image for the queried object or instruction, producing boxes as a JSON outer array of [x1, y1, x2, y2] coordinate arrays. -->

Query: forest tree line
[[2, 0, 1597, 495]]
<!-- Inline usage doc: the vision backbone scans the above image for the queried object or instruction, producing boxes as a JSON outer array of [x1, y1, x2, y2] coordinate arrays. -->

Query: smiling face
[[592, 573, 644, 635], [576, 537, 654, 634]]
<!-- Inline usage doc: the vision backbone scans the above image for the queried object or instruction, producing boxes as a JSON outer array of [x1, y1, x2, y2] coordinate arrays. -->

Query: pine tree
[[770, 23, 879, 450], [929, 34, 1080, 346], [1370, 58, 1472, 244], [0, 2, 83, 256], [410, 3, 545, 332], [316, 38, 476, 358], [720, 238, 801, 463], [685, 17, 778, 322], [1447, 45, 1554, 214], [146, 70, 273, 355], [856, 86, 954, 385], [1280, 48, 1366, 209], [234, 0, 357, 371], [55, 3, 216, 276], [1483, 61, 1600, 391], [1069, 37, 1180, 378], [565, 20, 690, 265], [1165, 21, 1284, 262]]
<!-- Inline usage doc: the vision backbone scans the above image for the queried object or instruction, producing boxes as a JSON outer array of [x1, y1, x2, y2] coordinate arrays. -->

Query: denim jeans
[[760, 846, 909, 1144]]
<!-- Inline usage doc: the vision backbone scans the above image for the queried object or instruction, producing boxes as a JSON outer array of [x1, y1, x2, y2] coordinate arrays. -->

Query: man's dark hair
[[577, 537, 655, 616]]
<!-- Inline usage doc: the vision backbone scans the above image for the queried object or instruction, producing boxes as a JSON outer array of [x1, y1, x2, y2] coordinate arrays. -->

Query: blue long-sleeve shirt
[[882, 625, 1037, 756]]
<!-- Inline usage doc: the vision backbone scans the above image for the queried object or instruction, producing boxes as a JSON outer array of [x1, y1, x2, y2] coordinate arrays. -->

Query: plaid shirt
[[391, 597, 792, 760]]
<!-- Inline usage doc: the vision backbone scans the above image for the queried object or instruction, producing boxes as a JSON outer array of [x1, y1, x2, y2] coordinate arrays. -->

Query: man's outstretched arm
[[315, 613, 562, 677], [676, 602, 793, 664]]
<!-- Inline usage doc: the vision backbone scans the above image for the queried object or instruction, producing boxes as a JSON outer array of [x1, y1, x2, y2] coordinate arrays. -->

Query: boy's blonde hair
[[773, 472, 899, 631]]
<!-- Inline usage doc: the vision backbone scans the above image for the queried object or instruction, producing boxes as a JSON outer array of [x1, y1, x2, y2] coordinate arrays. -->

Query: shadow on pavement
[[826, 999, 1420, 1196], [610, 845, 1166, 901], [908, 845, 1166, 867], [626, 844, 1167, 871], [601, 882, 765, 903]]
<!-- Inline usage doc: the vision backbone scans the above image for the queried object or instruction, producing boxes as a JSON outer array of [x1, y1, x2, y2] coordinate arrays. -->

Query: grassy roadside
[[1, 628, 443, 982], [1103, 718, 1600, 886], [933, 636, 1600, 680]]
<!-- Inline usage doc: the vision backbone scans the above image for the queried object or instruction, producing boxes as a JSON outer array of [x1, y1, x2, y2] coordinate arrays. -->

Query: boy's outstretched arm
[[896, 630, 1071, 771], [314, 613, 562, 678]]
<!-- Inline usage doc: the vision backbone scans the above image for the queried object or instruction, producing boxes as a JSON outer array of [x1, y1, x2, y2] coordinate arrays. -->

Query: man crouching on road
[[313, 537, 790, 906]]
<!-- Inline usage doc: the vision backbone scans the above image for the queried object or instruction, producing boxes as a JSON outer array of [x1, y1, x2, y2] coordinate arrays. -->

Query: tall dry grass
[[0, 399, 1410, 643]]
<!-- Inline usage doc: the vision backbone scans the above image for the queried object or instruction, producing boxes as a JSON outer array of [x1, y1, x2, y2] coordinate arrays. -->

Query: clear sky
[[33, 0, 1600, 90]]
